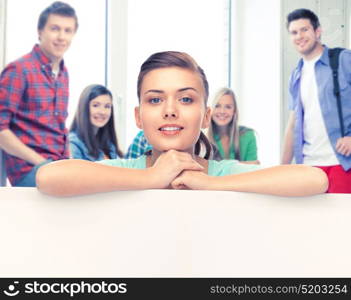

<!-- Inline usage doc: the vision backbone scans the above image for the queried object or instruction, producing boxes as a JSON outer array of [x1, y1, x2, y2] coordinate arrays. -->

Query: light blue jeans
[[14, 159, 52, 187]]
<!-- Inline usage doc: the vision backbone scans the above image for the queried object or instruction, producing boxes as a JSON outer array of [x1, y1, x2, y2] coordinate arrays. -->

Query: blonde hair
[[207, 87, 240, 159]]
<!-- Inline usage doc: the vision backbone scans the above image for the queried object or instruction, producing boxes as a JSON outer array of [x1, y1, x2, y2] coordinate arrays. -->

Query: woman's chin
[[213, 120, 230, 127], [154, 146, 192, 153]]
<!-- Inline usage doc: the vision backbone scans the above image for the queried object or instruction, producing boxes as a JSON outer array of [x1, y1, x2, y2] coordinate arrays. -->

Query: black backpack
[[328, 47, 346, 137]]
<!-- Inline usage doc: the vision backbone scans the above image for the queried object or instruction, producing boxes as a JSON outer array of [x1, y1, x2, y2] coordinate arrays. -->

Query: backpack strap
[[328, 47, 345, 137]]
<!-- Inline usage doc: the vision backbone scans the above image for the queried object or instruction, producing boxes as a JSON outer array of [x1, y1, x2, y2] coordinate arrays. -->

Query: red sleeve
[[0, 63, 25, 131]]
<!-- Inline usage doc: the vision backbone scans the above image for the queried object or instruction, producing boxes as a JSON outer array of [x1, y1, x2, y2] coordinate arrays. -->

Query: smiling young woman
[[207, 87, 259, 163], [69, 84, 123, 161], [135, 66, 211, 157]]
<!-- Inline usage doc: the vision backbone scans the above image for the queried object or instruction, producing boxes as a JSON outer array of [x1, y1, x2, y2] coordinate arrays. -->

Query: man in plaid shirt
[[0, 1, 78, 186]]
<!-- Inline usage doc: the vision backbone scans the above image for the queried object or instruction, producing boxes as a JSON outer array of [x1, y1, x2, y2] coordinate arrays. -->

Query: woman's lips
[[159, 125, 184, 136]]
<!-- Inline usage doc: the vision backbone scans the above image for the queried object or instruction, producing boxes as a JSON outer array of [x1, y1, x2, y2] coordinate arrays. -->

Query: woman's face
[[89, 94, 113, 128], [212, 94, 235, 127], [135, 67, 210, 154]]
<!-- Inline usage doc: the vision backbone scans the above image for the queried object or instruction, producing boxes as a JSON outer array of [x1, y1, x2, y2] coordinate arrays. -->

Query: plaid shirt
[[125, 130, 152, 158], [0, 44, 70, 185]]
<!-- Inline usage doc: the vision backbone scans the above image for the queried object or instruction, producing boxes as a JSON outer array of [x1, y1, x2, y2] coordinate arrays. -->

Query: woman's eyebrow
[[178, 87, 199, 94], [144, 87, 199, 95], [144, 89, 164, 95]]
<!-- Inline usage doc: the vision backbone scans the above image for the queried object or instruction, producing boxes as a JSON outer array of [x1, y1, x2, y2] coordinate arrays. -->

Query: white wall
[[107, 0, 128, 152], [231, 0, 281, 166], [0, 0, 4, 67]]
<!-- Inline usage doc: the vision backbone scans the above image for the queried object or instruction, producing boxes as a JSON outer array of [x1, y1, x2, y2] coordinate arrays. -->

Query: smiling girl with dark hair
[[69, 84, 123, 161]]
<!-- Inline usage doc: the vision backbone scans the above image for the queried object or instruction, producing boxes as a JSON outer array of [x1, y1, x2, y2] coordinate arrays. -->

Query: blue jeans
[[14, 159, 52, 187]]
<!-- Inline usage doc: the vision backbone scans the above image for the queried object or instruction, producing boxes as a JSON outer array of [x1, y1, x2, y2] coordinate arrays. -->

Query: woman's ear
[[135, 106, 143, 129], [201, 107, 211, 129]]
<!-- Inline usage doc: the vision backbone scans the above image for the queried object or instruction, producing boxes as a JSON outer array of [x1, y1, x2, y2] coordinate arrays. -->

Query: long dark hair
[[137, 51, 213, 159], [70, 84, 123, 159]]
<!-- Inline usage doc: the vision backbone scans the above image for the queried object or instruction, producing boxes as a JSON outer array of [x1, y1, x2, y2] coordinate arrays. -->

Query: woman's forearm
[[36, 159, 157, 197], [208, 165, 328, 196]]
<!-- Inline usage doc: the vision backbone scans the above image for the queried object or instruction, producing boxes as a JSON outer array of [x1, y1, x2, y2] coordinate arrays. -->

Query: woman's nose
[[163, 100, 178, 118], [164, 112, 177, 118]]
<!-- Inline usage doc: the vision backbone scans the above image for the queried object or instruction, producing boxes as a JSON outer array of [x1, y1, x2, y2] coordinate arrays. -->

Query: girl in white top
[[36, 51, 328, 197]]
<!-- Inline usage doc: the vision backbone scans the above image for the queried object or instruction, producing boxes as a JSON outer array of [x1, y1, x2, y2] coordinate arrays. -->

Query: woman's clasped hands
[[147, 149, 210, 190]]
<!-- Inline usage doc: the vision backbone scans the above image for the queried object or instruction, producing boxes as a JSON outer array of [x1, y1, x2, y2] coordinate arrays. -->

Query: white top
[[300, 55, 338, 166]]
